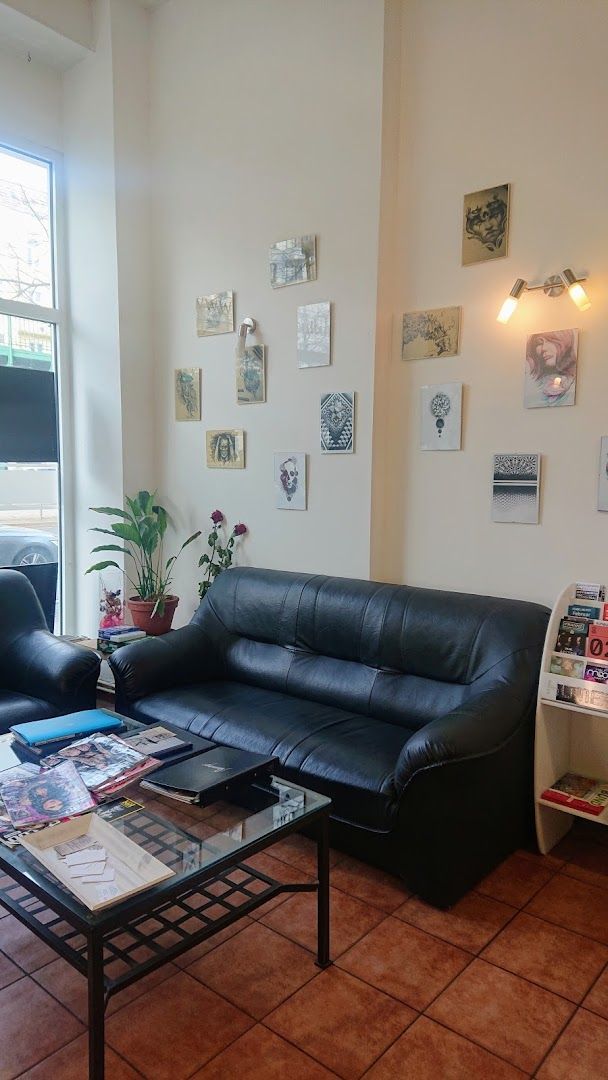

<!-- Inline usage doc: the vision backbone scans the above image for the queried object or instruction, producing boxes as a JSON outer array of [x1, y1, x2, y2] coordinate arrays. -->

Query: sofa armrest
[[2, 629, 100, 712], [109, 623, 221, 706], [395, 682, 530, 791]]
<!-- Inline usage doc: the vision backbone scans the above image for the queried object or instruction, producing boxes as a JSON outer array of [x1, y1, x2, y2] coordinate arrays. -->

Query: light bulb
[[497, 295, 519, 324], [562, 268, 591, 311], [497, 278, 526, 324]]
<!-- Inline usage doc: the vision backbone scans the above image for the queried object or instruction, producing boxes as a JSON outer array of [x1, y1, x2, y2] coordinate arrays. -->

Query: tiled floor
[[2, 822, 608, 1078]]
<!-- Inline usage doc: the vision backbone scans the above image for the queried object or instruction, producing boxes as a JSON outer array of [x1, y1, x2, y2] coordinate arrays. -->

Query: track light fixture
[[496, 269, 591, 324]]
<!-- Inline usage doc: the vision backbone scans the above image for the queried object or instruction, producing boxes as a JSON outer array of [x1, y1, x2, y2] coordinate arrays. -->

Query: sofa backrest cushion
[[192, 567, 549, 730]]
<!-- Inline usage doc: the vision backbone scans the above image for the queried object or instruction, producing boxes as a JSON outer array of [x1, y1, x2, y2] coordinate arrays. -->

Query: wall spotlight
[[235, 316, 256, 359], [496, 268, 591, 324]]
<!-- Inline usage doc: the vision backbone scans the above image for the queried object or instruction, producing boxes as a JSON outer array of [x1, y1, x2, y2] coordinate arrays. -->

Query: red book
[[585, 624, 608, 660]]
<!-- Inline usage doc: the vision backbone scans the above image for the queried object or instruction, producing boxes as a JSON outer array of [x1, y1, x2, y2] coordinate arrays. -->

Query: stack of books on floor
[[97, 625, 146, 655], [541, 772, 608, 817], [541, 582, 608, 710]]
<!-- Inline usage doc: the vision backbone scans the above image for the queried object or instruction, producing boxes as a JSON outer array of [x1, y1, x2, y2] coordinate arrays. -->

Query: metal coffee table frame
[[0, 788, 331, 1080]]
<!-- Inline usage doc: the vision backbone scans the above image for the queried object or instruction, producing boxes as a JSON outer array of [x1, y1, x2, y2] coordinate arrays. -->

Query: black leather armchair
[[0, 569, 100, 733], [110, 567, 549, 907]]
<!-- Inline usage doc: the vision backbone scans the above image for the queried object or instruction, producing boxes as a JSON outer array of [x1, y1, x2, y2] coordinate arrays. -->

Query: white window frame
[[0, 134, 73, 633]]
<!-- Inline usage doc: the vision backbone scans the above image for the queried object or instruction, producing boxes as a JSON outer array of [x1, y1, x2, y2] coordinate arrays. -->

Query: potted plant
[[198, 510, 247, 599], [86, 491, 201, 635]]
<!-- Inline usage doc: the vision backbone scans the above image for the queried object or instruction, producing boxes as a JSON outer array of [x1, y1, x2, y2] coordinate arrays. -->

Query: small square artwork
[[275, 452, 307, 510], [598, 438, 608, 512], [237, 345, 266, 404], [297, 301, 331, 368], [420, 383, 462, 451], [320, 391, 354, 454], [524, 329, 578, 409], [174, 368, 201, 421], [492, 453, 540, 524], [462, 183, 510, 265], [402, 307, 461, 361], [206, 429, 245, 469], [270, 235, 316, 288], [196, 291, 234, 336]]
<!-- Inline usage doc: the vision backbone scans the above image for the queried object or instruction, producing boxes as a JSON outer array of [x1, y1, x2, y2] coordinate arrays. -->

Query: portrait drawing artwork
[[206, 429, 245, 469], [462, 183, 510, 265], [274, 452, 306, 510], [524, 329, 578, 409]]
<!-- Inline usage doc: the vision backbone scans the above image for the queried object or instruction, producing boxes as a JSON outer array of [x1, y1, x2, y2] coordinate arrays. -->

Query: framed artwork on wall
[[524, 329, 578, 409], [598, 438, 608, 512], [462, 183, 510, 266], [174, 368, 201, 421], [492, 452, 540, 524], [320, 391, 354, 454], [420, 383, 462, 450], [274, 452, 307, 510], [402, 307, 461, 361], [237, 345, 266, 404], [297, 301, 331, 368], [196, 291, 234, 336], [269, 235, 316, 288], [206, 429, 245, 469]]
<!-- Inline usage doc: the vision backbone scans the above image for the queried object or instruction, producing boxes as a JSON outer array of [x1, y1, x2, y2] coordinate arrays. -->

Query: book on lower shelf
[[540, 672, 608, 711], [541, 772, 608, 817]]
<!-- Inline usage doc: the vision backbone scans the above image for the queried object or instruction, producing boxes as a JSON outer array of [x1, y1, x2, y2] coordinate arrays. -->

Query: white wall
[[0, 46, 62, 150], [1, 0, 93, 48], [149, 0, 385, 623], [372, 0, 608, 607]]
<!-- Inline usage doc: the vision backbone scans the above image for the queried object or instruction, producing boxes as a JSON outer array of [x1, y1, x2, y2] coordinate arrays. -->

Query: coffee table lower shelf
[[0, 844, 330, 1079]]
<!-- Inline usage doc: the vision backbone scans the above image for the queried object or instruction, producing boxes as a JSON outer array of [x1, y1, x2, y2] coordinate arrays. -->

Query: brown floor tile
[[537, 1008, 608, 1079], [0, 949, 21, 990], [267, 967, 415, 1080], [18, 1033, 141, 1079], [0, 913, 58, 972], [329, 856, 409, 913], [516, 846, 565, 870], [396, 891, 516, 954], [337, 916, 469, 1011], [476, 852, 556, 908], [0, 976, 84, 1077], [261, 885, 384, 958], [105, 970, 253, 1078], [582, 965, 608, 1019], [525, 874, 608, 945], [427, 958, 574, 1074], [364, 1014, 527, 1079], [269, 833, 341, 875], [243, 850, 313, 918], [187, 921, 317, 1019], [174, 916, 253, 967], [481, 912, 608, 1002], [191, 1023, 336, 1079], [32, 956, 180, 1022], [561, 840, 608, 891]]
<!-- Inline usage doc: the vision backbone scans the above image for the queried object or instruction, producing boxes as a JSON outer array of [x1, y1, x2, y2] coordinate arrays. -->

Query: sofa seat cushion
[[0, 691, 55, 735], [129, 681, 416, 831]]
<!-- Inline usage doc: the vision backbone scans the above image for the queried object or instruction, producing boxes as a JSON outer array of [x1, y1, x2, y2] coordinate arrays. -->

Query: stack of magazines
[[40, 734, 159, 800]]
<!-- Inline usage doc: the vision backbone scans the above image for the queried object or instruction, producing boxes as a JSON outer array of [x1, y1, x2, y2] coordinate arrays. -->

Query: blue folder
[[11, 709, 123, 747]]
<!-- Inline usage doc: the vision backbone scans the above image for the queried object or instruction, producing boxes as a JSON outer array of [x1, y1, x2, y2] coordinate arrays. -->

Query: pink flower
[[211, 509, 224, 525], [233, 522, 247, 536]]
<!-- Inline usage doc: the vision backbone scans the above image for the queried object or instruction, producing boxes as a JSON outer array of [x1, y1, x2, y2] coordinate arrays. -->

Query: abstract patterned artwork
[[492, 453, 540, 524], [420, 383, 462, 450], [320, 392, 354, 454], [174, 368, 201, 421]]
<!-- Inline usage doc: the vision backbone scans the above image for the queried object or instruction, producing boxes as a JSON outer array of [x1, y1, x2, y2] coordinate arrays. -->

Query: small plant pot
[[127, 595, 179, 636]]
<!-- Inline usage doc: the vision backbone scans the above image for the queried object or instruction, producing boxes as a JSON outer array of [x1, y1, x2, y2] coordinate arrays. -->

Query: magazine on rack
[[541, 773, 608, 817]]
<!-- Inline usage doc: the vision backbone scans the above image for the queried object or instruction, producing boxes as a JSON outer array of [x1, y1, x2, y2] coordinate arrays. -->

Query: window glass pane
[[0, 463, 59, 630], [0, 313, 54, 372], [0, 147, 52, 307]]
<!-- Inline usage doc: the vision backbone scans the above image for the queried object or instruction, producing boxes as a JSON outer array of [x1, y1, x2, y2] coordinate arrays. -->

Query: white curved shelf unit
[[535, 581, 608, 854]]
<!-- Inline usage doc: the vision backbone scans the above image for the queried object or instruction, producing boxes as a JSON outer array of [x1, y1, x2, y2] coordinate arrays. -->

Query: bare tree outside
[[0, 149, 52, 307]]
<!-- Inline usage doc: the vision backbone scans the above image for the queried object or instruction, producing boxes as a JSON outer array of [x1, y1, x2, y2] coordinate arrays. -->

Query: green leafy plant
[[86, 490, 201, 616], [198, 509, 247, 599]]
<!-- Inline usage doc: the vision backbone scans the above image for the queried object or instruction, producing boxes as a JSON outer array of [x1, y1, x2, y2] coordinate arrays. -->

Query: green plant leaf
[[90, 544, 130, 555], [111, 522, 141, 544], [199, 554, 210, 565], [85, 560, 121, 574], [89, 505, 131, 519], [126, 495, 144, 520]]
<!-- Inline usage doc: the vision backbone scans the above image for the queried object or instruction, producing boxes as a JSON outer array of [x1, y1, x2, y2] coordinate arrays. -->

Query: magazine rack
[[535, 581, 608, 853]]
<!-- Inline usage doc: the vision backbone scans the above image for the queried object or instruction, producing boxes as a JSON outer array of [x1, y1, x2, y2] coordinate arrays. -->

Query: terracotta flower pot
[[127, 595, 179, 636]]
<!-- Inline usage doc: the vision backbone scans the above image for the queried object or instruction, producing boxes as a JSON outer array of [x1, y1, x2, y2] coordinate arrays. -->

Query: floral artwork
[[402, 307, 461, 361], [274, 452, 307, 510], [196, 291, 234, 336], [462, 183, 510, 265], [206, 429, 245, 469], [174, 368, 201, 421], [524, 329, 578, 409], [237, 345, 266, 404]]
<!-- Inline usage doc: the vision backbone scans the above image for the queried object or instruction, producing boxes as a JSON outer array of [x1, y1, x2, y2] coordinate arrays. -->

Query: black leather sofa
[[0, 569, 100, 733], [111, 567, 549, 907]]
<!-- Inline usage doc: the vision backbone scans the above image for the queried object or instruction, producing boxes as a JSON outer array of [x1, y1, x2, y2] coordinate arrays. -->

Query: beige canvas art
[[462, 183, 510, 266], [402, 307, 461, 361], [174, 368, 201, 420], [206, 429, 245, 469], [196, 290, 234, 336]]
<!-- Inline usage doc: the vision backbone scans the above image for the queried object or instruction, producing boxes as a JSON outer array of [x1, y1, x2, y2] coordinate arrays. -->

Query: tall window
[[0, 145, 62, 629]]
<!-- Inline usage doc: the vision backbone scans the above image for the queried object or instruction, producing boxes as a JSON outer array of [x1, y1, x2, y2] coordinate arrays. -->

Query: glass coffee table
[[0, 729, 331, 1080]]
